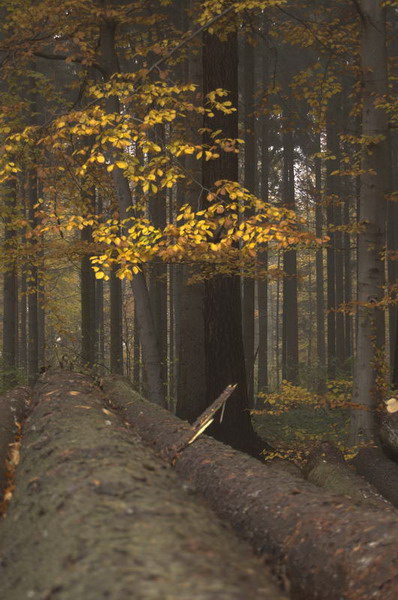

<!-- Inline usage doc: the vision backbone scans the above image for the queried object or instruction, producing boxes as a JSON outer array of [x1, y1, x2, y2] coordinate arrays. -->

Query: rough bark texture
[[0, 371, 286, 600], [304, 441, 391, 510], [202, 28, 260, 454], [351, 0, 389, 443], [102, 375, 398, 600], [352, 446, 398, 508], [380, 411, 398, 459], [0, 387, 29, 497]]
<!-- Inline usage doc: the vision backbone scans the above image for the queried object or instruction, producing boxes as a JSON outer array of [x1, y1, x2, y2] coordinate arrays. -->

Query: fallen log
[[351, 446, 398, 508], [0, 387, 30, 497], [304, 441, 391, 510], [379, 398, 398, 459], [0, 371, 286, 600], [102, 375, 398, 600]]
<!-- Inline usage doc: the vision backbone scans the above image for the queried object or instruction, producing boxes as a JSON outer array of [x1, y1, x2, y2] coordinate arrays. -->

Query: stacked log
[[102, 375, 398, 600], [304, 441, 391, 510], [0, 387, 30, 497], [352, 446, 398, 508], [0, 371, 286, 600]]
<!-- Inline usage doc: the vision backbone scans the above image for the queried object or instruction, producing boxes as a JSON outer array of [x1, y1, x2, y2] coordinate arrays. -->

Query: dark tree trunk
[[3, 181, 18, 388], [282, 129, 299, 384], [326, 99, 339, 379], [314, 136, 326, 390], [80, 188, 96, 369], [242, 37, 256, 405], [202, 27, 260, 455], [175, 0, 206, 420], [110, 265, 123, 374]]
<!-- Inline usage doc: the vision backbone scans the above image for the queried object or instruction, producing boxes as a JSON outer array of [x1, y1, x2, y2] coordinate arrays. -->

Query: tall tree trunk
[[315, 135, 326, 390], [27, 171, 39, 385], [326, 99, 339, 379], [80, 188, 96, 369], [175, 0, 206, 421], [282, 128, 299, 384], [98, 8, 165, 406], [257, 28, 269, 394], [110, 265, 123, 374], [242, 38, 256, 405], [202, 27, 261, 454], [350, 1, 389, 444], [3, 181, 18, 388]]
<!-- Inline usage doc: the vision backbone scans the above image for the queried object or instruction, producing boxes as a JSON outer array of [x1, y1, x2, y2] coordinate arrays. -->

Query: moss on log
[[352, 446, 398, 508], [102, 375, 398, 600], [304, 441, 391, 510], [0, 371, 286, 600], [0, 387, 30, 497]]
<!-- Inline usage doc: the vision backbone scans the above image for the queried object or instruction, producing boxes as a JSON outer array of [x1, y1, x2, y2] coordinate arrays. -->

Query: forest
[[1, 0, 398, 599]]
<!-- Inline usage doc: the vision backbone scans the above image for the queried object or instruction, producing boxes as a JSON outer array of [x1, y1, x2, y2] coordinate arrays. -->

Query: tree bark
[[304, 441, 390, 510], [98, 7, 165, 406], [352, 446, 398, 508], [314, 136, 326, 390], [0, 371, 285, 600], [102, 376, 398, 600], [2, 181, 18, 388], [110, 265, 123, 374], [0, 387, 29, 498], [242, 37, 256, 405], [201, 27, 261, 454], [282, 128, 299, 384], [350, 1, 389, 444]]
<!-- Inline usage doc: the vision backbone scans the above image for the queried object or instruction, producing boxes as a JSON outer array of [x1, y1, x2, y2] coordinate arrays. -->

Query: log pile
[[0, 371, 285, 600], [304, 441, 391, 510], [0, 386, 30, 497], [102, 375, 398, 600], [352, 446, 398, 508]]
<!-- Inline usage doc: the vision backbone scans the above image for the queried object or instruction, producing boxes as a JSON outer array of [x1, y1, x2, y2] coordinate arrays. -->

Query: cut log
[[304, 441, 391, 510], [102, 375, 398, 600], [351, 446, 398, 508], [379, 401, 398, 458], [0, 371, 286, 600], [0, 387, 30, 497]]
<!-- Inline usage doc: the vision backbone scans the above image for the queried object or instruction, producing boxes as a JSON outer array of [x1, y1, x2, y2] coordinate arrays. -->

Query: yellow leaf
[[116, 161, 128, 169], [96, 155, 105, 163], [95, 271, 105, 279]]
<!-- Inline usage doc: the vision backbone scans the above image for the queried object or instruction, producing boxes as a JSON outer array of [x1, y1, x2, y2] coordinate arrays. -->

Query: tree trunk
[[350, 1, 389, 444], [326, 99, 339, 379], [282, 128, 299, 384], [202, 27, 261, 455], [98, 7, 165, 406], [80, 189, 96, 369], [110, 265, 123, 374], [242, 37, 256, 405], [175, 0, 206, 420], [0, 371, 284, 600], [315, 136, 326, 390], [103, 376, 398, 600], [3, 181, 18, 388]]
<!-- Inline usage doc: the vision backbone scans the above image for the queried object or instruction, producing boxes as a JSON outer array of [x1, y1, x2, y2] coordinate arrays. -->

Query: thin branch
[[146, 4, 236, 76]]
